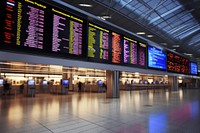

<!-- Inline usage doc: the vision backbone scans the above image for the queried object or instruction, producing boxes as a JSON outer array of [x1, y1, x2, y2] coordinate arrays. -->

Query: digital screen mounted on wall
[[1, 0, 17, 46], [1, 0, 48, 49], [51, 8, 83, 55], [167, 51, 190, 74], [138, 42, 147, 67], [123, 37, 137, 64], [148, 45, 166, 70], [88, 23, 109, 60], [190, 62, 198, 75], [1, 0, 85, 57], [112, 32, 122, 64]]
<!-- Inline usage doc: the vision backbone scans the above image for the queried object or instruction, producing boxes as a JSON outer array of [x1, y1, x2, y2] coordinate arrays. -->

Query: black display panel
[[51, 8, 83, 55], [16, 0, 48, 49], [148, 45, 166, 70], [1, 0, 18, 46], [138, 42, 147, 67], [1, 0, 86, 58], [112, 32, 122, 64], [167, 51, 190, 74], [88, 23, 109, 61], [123, 37, 137, 65]]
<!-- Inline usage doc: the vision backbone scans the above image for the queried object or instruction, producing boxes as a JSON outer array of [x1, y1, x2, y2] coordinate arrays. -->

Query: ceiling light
[[184, 53, 192, 56], [136, 32, 145, 35], [147, 34, 154, 38], [172, 49, 176, 51], [102, 15, 111, 19], [78, 3, 92, 7], [97, 16, 106, 20], [160, 43, 167, 45], [172, 45, 180, 47]]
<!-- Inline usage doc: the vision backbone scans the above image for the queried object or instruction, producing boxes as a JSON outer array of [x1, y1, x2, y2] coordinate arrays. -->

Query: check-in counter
[[120, 84, 171, 91]]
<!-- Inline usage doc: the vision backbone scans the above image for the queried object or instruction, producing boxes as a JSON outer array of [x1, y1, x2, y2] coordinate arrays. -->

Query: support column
[[195, 79, 198, 89], [106, 70, 120, 98], [168, 76, 178, 91]]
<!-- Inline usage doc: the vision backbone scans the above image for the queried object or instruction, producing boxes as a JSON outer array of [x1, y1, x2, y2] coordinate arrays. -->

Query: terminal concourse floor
[[0, 89, 200, 133]]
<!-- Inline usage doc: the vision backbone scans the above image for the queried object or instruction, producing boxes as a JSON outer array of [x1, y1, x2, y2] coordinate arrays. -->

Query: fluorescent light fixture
[[102, 15, 111, 19], [184, 53, 192, 56], [147, 34, 154, 38], [160, 43, 167, 45], [97, 16, 106, 20], [79, 3, 92, 7], [172, 45, 180, 47], [172, 49, 176, 51], [136, 32, 145, 35]]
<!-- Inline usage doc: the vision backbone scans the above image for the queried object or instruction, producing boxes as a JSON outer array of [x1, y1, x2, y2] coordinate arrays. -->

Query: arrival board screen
[[138, 42, 147, 67], [190, 62, 198, 75], [148, 45, 166, 70], [1, 0, 84, 56], [123, 37, 137, 64], [88, 23, 109, 60], [52, 8, 83, 55], [112, 32, 122, 64], [167, 51, 190, 74], [2, 0, 48, 49]]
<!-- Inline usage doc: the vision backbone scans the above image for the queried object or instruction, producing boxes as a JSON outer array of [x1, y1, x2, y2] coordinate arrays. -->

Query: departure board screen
[[190, 62, 198, 75], [16, 0, 47, 49], [148, 45, 166, 70], [88, 23, 109, 60], [123, 37, 137, 64], [52, 8, 83, 55], [138, 42, 147, 67], [2, 0, 18, 45], [112, 32, 122, 64], [1, 0, 48, 49], [167, 51, 190, 74]]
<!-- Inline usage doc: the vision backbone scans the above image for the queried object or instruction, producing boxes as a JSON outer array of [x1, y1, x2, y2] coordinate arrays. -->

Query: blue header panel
[[148, 45, 166, 70]]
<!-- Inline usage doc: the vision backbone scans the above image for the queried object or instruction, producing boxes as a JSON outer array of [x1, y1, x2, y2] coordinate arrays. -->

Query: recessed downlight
[[79, 3, 92, 7]]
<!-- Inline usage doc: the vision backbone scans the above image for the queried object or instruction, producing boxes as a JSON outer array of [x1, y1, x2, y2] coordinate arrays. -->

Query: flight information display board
[[123, 37, 137, 64], [1, 0, 18, 46], [167, 51, 190, 74], [88, 23, 109, 60], [51, 8, 83, 55], [112, 32, 122, 64], [190, 62, 198, 75], [16, 0, 48, 49], [148, 45, 166, 70], [1, 0, 85, 56], [138, 42, 147, 67]]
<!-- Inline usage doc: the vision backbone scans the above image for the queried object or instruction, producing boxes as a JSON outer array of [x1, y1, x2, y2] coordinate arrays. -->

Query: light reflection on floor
[[0, 89, 200, 133]]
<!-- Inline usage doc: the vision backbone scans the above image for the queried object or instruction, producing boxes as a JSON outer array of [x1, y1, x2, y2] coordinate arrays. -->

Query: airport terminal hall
[[1, 0, 200, 133]]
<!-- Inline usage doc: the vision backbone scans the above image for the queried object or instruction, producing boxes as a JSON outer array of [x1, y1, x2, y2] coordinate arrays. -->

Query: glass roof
[[114, 0, 200, 40]]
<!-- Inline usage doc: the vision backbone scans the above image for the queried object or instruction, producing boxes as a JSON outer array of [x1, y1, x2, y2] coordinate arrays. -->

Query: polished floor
[[0, 89, 200, 133]]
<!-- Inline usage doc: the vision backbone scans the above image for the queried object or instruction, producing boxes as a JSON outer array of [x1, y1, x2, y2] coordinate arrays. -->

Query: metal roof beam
[[149, 5, 182, 24], [179, 27, 200, 39], [173, 24, 199, 38]]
